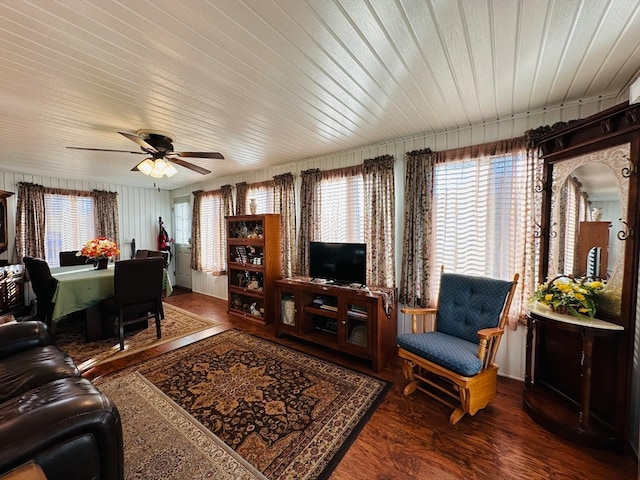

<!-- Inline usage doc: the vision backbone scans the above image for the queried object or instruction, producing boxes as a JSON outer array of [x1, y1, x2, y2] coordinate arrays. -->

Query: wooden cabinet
[[226, 214, 281, 325], [275, 278, 397, 372], [524, 304, 624, 449]]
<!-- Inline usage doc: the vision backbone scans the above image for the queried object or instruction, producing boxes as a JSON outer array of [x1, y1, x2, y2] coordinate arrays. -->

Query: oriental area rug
[[94, 329, 390, 480], [55, 303, 220, 371]]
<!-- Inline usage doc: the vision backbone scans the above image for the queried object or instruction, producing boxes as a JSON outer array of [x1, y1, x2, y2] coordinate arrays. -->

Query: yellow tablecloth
[[50, 264, 173, 321]]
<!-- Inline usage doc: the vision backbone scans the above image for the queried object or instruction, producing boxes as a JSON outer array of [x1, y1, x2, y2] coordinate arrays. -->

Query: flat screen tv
[[309, 241, 367, 286]]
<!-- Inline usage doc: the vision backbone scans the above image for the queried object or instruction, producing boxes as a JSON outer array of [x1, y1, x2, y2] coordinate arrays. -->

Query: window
[[44, 193, 96, 267], [198, 191, 226, 275], [245, 182, 274, 214], [173, 201, 191, 244], [430, 151, 528, 298], [317, 171, 364, 242]]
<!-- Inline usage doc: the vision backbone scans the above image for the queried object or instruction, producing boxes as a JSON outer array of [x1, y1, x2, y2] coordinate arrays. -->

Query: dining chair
[[102, 257, 164, 350], [146, 249, 169, 268], [135, 249, 168, 267], [396, 269, 518, 424], [22, 257, 58, 335], [59, 250, 90, 266]]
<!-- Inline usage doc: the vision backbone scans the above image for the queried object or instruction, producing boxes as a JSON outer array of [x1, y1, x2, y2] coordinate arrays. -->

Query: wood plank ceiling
[[1, 0, 639, 189]]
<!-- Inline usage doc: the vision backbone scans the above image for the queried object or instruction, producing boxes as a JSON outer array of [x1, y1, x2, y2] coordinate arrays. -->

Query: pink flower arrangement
[[77, 237, 120, 259]]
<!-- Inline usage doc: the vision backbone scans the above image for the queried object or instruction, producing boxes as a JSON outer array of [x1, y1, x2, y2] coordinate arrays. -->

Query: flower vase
[[249, 198, 257, 215], [95, 258, 109, 270]]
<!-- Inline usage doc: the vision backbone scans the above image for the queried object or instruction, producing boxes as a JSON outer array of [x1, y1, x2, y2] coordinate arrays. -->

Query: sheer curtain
[[190, 188, 230, 275], [316, 165, 363, 242], [430, 138, 530, 327], [244, 180, 275, 214], [273, 173, 296, 278]]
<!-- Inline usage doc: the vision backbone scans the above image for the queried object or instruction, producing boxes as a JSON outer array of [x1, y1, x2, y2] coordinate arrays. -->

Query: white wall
[[0, 94, 625, 382]]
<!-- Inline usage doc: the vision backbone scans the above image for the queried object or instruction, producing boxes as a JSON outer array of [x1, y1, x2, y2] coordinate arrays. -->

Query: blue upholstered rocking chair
[[397, 271, 518, 424]]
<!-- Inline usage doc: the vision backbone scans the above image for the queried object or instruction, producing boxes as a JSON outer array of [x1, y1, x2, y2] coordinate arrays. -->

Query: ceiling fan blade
[[118, 131, 158, 154], [173, 151, 225, 160], [67, 147, 144, 154], [169, 158, 212, 175]]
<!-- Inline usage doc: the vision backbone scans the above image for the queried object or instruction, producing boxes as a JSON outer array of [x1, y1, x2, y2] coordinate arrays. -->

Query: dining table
[[50, 263, 173, 340]]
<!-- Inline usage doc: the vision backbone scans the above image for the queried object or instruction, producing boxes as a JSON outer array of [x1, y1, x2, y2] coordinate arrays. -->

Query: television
[[309, 241, 367, 286]]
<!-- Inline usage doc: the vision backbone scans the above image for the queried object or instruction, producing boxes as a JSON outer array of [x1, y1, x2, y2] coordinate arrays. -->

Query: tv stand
[[274, 278, 397, 372]]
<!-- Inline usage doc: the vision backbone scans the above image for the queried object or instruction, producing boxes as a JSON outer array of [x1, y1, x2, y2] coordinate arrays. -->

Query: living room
[[0, 1, 639, 479]]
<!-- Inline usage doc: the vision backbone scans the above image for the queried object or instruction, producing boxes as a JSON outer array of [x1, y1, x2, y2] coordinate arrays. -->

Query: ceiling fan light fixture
[[137, 158, 155, 175], [164, 163, 178, 177], [140, 158, 178, 178], [154, 158, 168, 171]]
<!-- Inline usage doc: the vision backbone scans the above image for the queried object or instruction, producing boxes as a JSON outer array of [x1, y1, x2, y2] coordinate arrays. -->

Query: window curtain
[[363, 155, 395, 288], [317, 165, 364, 242], [403, 138, 535, 328], [190, 188, 230, 275], [190, 190, 204, 270], [273, 172, 296, 278], [221, 184, 234, 217], [16, 182, 46, 261], [235, 182, 248, 215], [436, 138, 531, 328], [399, 149, 435, 306], [91, 189, 119, 245], [297, 168, 321, 275]]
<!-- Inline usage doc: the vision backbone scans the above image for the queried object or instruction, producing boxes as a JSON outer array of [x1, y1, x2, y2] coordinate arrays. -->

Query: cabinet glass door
[[280, 291, 297, 328], [345, 302, 370, 352]]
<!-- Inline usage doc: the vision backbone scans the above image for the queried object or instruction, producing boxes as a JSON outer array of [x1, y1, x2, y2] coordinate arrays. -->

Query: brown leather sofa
[[0, 321, 123, 480]]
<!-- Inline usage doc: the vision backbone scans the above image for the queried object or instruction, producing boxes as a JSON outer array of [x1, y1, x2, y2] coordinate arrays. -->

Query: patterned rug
[[94, 330, 390, 480], [56, 303, 220, 371]]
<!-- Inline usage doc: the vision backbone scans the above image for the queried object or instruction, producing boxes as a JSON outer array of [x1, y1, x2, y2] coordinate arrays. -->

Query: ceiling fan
[[67, 129, 224, 177]]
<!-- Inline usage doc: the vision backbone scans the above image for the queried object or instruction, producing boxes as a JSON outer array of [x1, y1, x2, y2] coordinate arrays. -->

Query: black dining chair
[[59, 250, 90, 266], [22, 256, 58, 334], [101, 257, 164, 350]]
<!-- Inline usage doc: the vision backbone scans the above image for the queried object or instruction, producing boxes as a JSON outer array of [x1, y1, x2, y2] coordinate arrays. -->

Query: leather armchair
[[0, 321, 123, 480]]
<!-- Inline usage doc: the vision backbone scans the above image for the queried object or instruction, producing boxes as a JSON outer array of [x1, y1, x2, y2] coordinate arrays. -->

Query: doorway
[[172, 198, 192, 290]]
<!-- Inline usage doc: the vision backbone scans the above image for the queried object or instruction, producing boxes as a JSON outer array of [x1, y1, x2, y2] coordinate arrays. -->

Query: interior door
[[172, 198, 192, 290]]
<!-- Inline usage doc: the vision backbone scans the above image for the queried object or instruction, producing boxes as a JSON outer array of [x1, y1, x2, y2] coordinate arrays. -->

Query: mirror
[[548, 143, 630, 315]]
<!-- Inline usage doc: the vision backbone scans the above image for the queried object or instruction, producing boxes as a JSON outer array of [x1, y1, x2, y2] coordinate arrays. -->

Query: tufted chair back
[[436, 273, 514, 344]]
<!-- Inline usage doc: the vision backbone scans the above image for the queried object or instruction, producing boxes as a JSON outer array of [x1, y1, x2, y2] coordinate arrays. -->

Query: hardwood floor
[[85, 292, 638, 480]]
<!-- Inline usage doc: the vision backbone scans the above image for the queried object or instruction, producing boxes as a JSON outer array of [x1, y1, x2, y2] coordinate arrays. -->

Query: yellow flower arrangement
[[532, 275, 605, 318], [77, 237, 120, 260]]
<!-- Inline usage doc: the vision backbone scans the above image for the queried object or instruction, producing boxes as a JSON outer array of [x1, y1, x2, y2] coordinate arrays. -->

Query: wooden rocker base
[[399, 353, 498, 425]]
